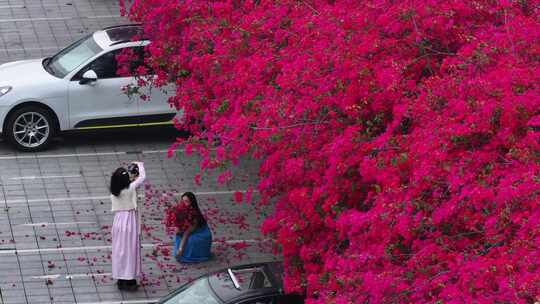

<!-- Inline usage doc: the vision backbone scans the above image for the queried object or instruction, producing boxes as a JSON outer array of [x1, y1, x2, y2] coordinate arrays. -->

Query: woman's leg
[[117, 279, 125, 290], [173, 233, 182, 262], [125, 279, 139, 291], [113, 211, 140, 281], [179, 226, 212, 262]]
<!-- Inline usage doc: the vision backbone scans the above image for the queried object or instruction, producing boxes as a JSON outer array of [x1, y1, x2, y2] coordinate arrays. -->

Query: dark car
[[158, 262, 304, 304]]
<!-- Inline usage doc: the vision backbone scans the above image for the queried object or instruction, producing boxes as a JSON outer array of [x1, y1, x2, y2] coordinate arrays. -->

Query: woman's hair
[[110, 167, 131, 196], [182, 192, 207, 227]]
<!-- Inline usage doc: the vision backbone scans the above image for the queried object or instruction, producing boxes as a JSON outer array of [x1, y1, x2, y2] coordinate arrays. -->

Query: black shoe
[[116, 279, 126, 290], [124, 280, 139, 292]]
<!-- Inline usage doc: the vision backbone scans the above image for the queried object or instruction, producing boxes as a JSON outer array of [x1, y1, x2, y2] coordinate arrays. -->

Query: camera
[[127, 163, 139, 176]]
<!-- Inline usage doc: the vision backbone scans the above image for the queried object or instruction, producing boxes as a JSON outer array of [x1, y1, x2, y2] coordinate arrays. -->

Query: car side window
[[242, 295, 304, 304], [73, 49, 120, 80], [127, 46, 153, 75], [90, 50, 119, 79], [240, 297, 276, 304], [276, 295, 304, 304], [73, 47, 151, 81]]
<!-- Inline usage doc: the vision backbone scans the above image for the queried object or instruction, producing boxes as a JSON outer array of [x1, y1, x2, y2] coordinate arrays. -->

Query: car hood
[[0, 58, 60, 86]]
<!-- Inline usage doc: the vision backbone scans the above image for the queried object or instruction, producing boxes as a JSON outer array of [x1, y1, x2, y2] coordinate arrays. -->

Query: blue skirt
[[174, 224, 212, 263]]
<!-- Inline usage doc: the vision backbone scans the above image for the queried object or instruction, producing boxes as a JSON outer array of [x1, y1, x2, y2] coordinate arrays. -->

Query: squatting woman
[[174, 192, 212, 263]]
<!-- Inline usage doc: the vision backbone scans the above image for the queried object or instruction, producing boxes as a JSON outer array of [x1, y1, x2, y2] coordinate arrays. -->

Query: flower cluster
[[120, 0, 540, 303], [162, 203, 195, 235]]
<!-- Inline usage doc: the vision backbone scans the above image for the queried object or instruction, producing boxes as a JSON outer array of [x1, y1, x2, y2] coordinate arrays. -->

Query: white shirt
[[111, 162, 145, 212]]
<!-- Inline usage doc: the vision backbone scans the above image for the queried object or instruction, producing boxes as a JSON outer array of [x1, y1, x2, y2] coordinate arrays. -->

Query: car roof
[[208, 262, 284, 303], [93, 24, 147, 50]]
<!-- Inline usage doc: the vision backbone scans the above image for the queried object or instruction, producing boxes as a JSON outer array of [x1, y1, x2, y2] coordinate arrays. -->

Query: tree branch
[[299, 0, 320, 15], [250, 120, 329, 131]]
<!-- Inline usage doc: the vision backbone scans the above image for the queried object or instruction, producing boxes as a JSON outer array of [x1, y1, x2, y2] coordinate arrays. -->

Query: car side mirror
[[79, 70, 98, 85]]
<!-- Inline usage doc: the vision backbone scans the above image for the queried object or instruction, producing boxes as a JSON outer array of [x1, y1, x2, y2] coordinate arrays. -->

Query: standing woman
[[174, 192, 212, 263], [110, 161, 145, 291]]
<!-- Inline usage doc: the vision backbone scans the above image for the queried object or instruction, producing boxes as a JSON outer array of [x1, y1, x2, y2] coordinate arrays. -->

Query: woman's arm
[[176, 224, 197, 257], [129, 162, 146, 189]]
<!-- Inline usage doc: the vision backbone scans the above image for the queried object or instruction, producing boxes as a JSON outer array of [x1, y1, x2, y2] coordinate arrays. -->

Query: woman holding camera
[[110, 161, 145, 291]]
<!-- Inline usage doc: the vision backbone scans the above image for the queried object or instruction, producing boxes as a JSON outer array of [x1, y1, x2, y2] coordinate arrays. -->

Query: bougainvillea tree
[[119, 0, 540, 302]]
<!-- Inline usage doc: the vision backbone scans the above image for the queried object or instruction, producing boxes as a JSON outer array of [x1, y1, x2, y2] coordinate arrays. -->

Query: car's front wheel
[[6, 106, 56, 152]]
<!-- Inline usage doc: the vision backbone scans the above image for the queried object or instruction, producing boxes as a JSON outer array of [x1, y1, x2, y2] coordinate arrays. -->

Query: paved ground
[[0, 129, 276, 304], [0, 2, 276, 304], [0, 0, 123, 65]]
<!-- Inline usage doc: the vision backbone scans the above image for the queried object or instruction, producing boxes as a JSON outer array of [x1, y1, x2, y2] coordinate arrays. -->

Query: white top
[[111, 162, 145, 212]]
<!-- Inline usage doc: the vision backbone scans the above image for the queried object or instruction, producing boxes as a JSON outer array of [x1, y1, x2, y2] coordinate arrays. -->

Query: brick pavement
[[0, 129, 276, 304], [0, 0, 124, 65]]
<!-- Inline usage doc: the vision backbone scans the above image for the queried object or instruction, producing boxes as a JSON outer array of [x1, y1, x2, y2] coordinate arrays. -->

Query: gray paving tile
[[3, 298, 29, 304], [75, 292, 100, 303], [25, 295, 52, 304], [94, 291, 122, 302], [48, 289, 75, 302], [24, 286, 49, 296]]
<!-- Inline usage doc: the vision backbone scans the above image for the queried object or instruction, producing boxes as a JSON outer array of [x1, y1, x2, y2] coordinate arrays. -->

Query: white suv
[[0, 24, 177, 151]]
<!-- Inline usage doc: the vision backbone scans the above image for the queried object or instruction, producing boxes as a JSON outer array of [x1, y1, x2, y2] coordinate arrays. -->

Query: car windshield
[[163, 278, 220, 304], [44, 34, 103, 78]]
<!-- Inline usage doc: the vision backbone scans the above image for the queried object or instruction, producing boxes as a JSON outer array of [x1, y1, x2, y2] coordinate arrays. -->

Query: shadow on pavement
[[55, 126, 189, 148]]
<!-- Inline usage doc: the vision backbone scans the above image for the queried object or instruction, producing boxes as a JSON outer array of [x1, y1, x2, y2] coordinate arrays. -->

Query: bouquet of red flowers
[[163, 203, 196, 234]]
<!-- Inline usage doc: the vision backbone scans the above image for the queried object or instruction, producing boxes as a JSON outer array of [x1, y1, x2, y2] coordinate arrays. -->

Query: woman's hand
[[128, 162, 146, 188], [177, 226, 193, 259]]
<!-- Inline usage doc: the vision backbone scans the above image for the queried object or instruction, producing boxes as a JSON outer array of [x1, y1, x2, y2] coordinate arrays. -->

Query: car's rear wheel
[[6, 106, 55, 152]]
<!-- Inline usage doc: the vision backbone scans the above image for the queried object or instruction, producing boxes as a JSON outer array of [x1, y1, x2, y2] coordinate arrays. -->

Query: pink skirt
[[111, 210, 140, 280]]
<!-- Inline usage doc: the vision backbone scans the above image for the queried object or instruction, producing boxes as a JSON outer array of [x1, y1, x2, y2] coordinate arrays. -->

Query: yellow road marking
[[75, 121, 173, 130]]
